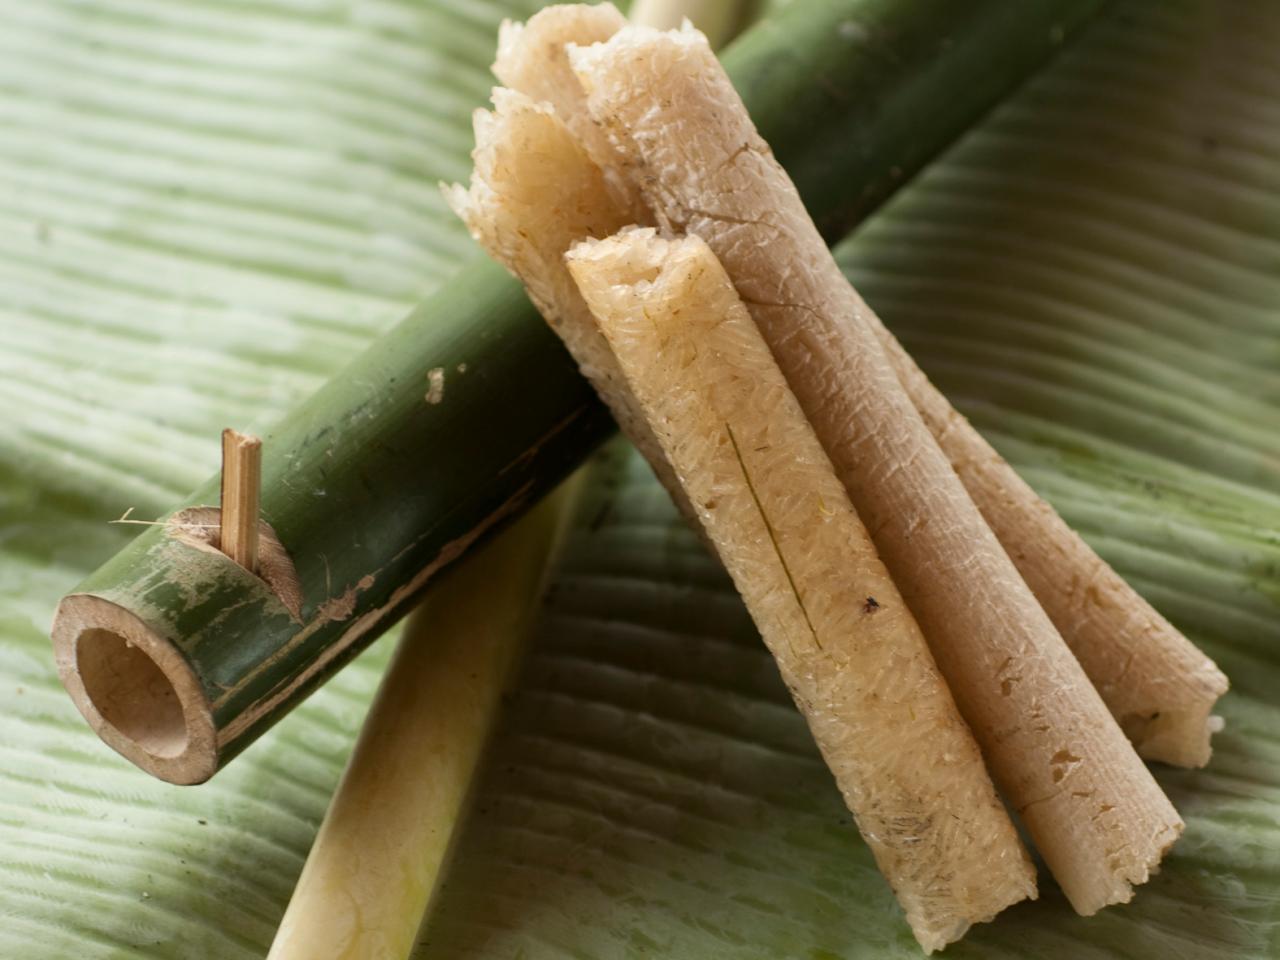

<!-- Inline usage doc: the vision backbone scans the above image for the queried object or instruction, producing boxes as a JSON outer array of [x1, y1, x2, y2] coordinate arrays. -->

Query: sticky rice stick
[[569, 24, 1183, 915], [872, 328, 1229, 767], [488, 4, 1226, 770], [567, 228, 1036, 953]]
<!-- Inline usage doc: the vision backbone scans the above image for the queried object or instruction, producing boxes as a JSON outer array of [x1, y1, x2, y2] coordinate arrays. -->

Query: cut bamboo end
[[51, 593, 217, 784], [220, 428, 262, 574]]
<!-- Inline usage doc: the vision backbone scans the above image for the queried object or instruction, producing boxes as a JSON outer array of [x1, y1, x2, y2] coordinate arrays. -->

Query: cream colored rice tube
[[493, 3, 1226, 771], [567, 228, 1035, 952], [569, 24, 1184, 915]]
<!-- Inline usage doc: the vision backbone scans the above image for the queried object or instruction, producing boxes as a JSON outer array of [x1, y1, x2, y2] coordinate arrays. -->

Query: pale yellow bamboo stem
[[219, 428, 261, 573], [569, 24, 1183, 915], [266, 487, 574, 960], [567, 228, 1035, 952]]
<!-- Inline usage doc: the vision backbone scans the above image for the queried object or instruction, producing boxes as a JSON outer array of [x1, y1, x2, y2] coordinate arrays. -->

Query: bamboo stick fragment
[[569, 24, 1184, 916], [219, 429, 262, 574], [267, 488, 573, 960], [567, 228, 1036, 952], [871, 328, 1229, 767]]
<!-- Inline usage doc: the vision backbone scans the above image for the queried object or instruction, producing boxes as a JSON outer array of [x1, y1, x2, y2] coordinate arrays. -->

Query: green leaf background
[[2, 0, 1277, 956]]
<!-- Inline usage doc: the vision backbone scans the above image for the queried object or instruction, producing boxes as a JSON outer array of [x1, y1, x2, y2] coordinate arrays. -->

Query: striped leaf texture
[[2, 0, 1277, 957]]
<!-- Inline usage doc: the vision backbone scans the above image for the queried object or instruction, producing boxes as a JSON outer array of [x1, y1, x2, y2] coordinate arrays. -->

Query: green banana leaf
[[2, 0, 1277, 958]]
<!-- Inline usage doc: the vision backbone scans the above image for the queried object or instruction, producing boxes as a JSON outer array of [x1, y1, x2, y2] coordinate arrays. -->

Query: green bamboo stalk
[[732, 0, 1108, 241], [51, 265, 606, 784], [51, 0, 1107, 783]]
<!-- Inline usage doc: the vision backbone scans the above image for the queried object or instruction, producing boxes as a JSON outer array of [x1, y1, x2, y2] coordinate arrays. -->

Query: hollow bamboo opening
[[76, 628, 188, 758], [52, 594, 218, 785]]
